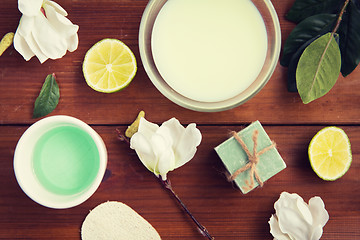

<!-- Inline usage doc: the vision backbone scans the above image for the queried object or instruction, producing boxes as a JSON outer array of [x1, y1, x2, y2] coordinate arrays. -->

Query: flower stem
[[159, 178, 215, 240], [116, 129, 130, 144], [116, 128, 214, 239]]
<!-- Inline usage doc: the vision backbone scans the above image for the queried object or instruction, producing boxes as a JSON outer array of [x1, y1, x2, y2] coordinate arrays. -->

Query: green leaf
[[354, 0, 360, 9], [287, 37, 318, 92], [33, 73, 60, 118], [281, 13, 337, 67], [296, 33, 341, 104], [286, 0, 342, 23], [337, 0, 360, 76]]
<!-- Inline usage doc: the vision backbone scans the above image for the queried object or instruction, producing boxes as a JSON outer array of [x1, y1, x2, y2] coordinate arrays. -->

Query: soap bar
[[214, 121, 286, 194]]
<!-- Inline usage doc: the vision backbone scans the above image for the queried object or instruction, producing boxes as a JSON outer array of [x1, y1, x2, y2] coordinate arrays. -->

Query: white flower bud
[[269, 192, 329, 240], [130, 117, 202, 180], [14, 0, 79, 63]]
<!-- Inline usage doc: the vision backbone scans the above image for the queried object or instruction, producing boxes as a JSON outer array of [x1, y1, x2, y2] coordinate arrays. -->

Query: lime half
[[83, 39, 137, 93], [308, 127, 352, 181]]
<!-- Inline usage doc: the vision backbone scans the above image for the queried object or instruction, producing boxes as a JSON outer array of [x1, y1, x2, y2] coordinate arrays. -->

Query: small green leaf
[[296, 33, 341, 104], [33, 73, 60, 118], [286, 0, 342, 23], [281, 13, 337, 67], [337, 0, 360, 76]]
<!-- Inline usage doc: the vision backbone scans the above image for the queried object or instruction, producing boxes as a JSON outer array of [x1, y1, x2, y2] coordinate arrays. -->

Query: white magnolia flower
[[14, 0, 79, 63], [269, 192, 329, 240], [130, 117, 202, 180]]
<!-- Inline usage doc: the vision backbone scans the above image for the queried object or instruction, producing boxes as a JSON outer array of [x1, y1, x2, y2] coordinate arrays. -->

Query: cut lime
[[83, 39, 137, 93], [308, 127, 352, 181]]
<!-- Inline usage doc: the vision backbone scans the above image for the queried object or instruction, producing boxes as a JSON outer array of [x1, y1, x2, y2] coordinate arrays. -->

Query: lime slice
[[83, 39, 137, 93], [308, 127, 352, 181]]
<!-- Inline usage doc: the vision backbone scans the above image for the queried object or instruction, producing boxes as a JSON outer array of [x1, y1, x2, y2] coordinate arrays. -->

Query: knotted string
[[228, 129, 276, 191]]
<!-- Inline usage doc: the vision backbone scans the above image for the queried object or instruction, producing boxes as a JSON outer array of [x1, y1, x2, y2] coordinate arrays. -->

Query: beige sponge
[[81, 201, 161, 240]]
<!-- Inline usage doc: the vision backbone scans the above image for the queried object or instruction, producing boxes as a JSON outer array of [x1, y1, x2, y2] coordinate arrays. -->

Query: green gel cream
[[215, 121, 286, 194], [32, 125, 100, 195]]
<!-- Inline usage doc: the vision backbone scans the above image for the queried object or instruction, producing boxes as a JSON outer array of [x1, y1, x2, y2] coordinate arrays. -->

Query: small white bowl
[[13, 115, 107, 209]]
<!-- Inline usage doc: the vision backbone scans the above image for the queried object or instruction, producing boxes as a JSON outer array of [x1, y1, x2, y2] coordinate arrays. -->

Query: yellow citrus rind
[[83, 38, 137, 93], [308, 126, 352, 181]]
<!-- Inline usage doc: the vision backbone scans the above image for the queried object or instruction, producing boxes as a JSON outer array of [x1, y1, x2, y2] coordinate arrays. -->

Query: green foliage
[[33, 73, 60, 118], [337, 0, 360, 76], [283, 0, 360, 102], [286, 0, 342, 23], [281, 14, 337, 67], [296, 33, 341, 103]]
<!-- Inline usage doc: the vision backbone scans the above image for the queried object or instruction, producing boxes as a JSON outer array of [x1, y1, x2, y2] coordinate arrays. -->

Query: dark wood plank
[[0, 125, 359, 239], [0, 0, 360, 125], [0, 0, 359, 239]]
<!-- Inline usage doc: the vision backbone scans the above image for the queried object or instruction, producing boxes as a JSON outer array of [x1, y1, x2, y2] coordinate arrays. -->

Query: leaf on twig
[[281, 13, 337, 67], [296, 33, 341, 104], [337, 0, 360, 76], [33, 73, 60, 118], [286, 0, 341, 23]]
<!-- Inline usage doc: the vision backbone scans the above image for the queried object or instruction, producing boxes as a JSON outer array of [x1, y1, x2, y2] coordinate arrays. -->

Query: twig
[[159, 178, 215, 240], [332, 0, 350, 34], [307, 0, 350, 97], [117, 128, 214, 239], [116, 128, 130, 144]]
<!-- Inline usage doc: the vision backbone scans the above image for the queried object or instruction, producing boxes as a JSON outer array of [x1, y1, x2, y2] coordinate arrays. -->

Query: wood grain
[[0, 125, 359, 239], [0, 0, 359, 239], [0, 0, 360, 125]]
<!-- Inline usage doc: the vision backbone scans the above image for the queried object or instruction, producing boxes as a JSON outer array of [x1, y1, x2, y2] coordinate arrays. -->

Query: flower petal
[[308, 196, 329, 228], [151, 132, 172, 159], [32, 13, 67, 60], [138, 117, 159, 140], [310, 225, 323, 240], [43, 4, 79, 52], [174, 123, 201, 168], [275, 192, 312, 240], [16, 15, 35, 37], [18, 0, 43, 17], [22, 32, 48, 63], [277, 207, 311, 240], [14, 27, 35, 61], [43, 3, 78, 36], [66, 33, 79, 52], [156, 123, 175, 147], [45, 0, 68, 16], [270, 192, 328, 240], [159, 118, 202, 167], [296, 198, 313, 225], [269, 215, 292, 240], [161, 118, 185, 147], [150, 132, 176, 179], [130, 132, 157, 174], [155, 148, 175, 181], [131, 117, 201, 180]]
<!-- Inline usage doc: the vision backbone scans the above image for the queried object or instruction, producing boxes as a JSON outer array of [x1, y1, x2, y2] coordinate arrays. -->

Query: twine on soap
[[227, 129, 276, 191]]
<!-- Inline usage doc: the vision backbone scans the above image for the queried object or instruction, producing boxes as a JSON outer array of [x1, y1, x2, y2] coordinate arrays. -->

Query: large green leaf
[[33, 73, 60, 118], [296, 33, 341, 104], [337, 0, 360, 76], [281, 14, 337, 67], [286, 0, 342, 23]]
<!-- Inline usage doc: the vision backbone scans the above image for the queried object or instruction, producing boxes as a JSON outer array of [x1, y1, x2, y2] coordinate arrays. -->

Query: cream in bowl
[[139, 0, 281, 112], [13, 115, 107, 209]]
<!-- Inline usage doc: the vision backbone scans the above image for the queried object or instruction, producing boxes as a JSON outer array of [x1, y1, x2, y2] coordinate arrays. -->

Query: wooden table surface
[[1, 0, 359, 239]]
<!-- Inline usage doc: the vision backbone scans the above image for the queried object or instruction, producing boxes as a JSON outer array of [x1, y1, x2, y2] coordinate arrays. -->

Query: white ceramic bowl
[[139, 0, 281, 112], [13, 115, 107, 209]]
